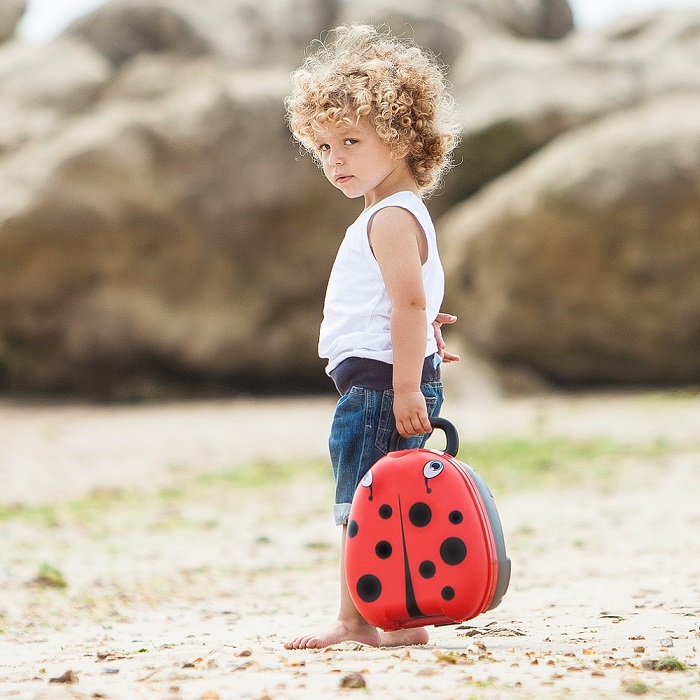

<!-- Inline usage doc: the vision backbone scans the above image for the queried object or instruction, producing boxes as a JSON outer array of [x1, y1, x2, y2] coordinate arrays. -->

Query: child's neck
[[363, 168, 419, 209]]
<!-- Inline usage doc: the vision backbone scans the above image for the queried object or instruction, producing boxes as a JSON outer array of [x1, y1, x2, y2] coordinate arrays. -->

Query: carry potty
[[344, 417, 510, 631]]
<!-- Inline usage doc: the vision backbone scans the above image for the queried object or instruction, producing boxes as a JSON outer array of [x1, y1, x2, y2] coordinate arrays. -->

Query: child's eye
[[344, 138, 358, 146], [318, 143, 330, 152]]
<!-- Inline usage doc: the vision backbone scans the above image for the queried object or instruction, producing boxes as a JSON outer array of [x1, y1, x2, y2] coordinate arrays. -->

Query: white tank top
[[318, 190, 444, 375]]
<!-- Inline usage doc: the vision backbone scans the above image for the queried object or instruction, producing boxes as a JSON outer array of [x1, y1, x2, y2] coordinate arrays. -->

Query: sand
[[0, 389, 698, 699]]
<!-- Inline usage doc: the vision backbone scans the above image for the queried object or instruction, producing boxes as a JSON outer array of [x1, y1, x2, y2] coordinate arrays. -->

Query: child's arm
[[369, 206, 433, 439]]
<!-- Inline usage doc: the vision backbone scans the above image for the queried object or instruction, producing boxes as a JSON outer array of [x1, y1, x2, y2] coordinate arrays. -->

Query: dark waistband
[[330, 354, 441, 395]]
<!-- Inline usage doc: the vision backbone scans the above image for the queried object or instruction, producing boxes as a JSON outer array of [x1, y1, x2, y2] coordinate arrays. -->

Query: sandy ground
[[0, 389, 699, 699]]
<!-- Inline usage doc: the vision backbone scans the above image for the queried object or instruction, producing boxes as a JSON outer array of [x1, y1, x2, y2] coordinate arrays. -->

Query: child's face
[[312, 118, 416, 206]]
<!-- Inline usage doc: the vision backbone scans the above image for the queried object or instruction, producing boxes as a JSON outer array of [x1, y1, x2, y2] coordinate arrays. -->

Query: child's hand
[[433, 312, 460, 363], [393, 391, 432, 438]]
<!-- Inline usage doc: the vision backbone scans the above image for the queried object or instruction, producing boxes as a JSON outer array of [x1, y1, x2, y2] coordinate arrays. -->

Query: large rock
[[444, 9, 700, 204], [339, 0, 573, 46], [336, 0, 574, 112], [440, 95, 700, 385], [0, 38, 111, 154], [65, 0, 337, 69], [0, 55, 357, 398], [1, 0, 698, 397]]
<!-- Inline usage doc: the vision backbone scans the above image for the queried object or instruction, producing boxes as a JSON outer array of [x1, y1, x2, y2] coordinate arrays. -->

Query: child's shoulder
[[367, 190, 425, 216], [367, 192, 434, 249]]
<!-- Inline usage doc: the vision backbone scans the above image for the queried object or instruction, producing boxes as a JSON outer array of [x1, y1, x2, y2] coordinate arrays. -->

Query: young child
[[284, 24, 460, 649]]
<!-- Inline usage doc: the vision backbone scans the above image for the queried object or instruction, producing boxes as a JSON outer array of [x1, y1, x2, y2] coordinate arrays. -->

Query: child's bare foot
[[284, 621, 429, 649], [284, 618, 381, 649], [379, 627, 430, 647]]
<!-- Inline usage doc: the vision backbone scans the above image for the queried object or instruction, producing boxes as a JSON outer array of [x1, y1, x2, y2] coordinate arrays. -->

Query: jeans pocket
[[328, 387, 366, 472], [374, 390, 395, 455]]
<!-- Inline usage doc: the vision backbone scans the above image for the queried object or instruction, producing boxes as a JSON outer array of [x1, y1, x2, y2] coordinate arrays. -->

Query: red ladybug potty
[[344, 417, 511, 631]]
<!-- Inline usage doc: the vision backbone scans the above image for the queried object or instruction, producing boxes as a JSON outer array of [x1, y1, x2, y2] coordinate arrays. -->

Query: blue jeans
[[329, 381, 444, 525]]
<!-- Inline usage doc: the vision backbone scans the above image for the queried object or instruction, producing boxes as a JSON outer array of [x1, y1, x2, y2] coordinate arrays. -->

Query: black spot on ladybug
[[375, 540, 392, 559], [378, 504, 393, 519], [348, 520, 359, 538], [440, 537, 467, 565], [356, 574, 382, 603], [441, 586, 456, 601], [419, 560, 436, 579], [448, 510, 464, 525], [408, 502, 432, 527]]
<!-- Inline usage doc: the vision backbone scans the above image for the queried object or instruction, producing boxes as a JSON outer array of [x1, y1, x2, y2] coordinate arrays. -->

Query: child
[[284, 24, 460, 649]]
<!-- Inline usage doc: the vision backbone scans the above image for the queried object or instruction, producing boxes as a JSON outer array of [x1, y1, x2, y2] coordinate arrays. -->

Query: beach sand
[[0, 390, 698, 699]]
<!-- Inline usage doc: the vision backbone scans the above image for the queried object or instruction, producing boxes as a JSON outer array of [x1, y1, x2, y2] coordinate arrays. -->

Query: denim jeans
[[329, 381, 444, 525]]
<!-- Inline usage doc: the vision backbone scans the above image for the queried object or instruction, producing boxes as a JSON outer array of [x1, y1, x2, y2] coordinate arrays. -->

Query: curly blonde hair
[[285, 24, 460, 196]]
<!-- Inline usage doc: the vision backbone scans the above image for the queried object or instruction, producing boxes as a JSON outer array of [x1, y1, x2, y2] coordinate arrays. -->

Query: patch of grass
[[0, 436, 677, 529], [643, 656, 687, 672], [193, 458, 328, 490], [0, 504, 59, 526], [456, 437, 675, 493], [33, 563, 68, 589], [633, 388, 700, 402], [0, 459, 330, 527], [624, 680, 649, 695]]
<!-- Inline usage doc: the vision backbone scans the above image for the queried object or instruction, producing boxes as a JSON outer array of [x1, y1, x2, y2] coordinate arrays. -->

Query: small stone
[[339, 672, 366, 689]]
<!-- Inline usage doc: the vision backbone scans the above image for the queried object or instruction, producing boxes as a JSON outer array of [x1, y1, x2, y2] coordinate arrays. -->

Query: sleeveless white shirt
[[318, 191, 444, 375]]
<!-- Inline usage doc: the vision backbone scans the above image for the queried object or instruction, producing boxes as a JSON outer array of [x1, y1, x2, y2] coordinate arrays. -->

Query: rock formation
[[0, 0, 698, 397], [441, 94, 700, 384]]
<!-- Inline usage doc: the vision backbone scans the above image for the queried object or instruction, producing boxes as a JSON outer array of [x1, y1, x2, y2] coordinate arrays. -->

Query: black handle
[[388, 416, 459, 456]]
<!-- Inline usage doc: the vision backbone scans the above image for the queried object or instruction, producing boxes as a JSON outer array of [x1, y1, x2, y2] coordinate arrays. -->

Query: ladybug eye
[[361, 470, 373, 488], [423, 460, 444, 480]]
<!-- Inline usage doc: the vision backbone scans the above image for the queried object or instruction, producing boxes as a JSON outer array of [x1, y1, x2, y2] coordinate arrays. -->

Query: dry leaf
[[232, 660, 260, 672], [435, 652, 459, 664], [49, 670, 79, 684], [457, 624, 525, 638]]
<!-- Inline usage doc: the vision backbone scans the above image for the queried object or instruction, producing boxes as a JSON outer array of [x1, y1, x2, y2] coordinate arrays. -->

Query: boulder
[[444, 9, 700, 203], [64, 0, 338, 69], [0, 38, 111, 154], [0, 55, 358, 398], [1, 0, 699, 397], [440, 95, 700, 385], [339, 0, 573, 46]]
